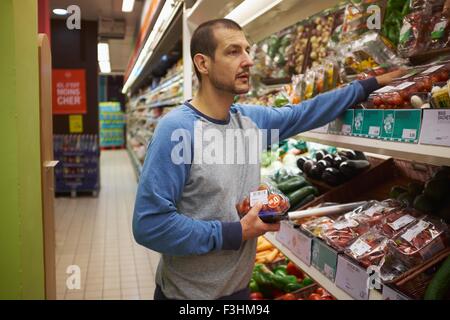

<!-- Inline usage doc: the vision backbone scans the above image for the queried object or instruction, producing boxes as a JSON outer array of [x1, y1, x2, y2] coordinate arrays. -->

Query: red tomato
[[258, 185, 269, 191], [438, 70, 449, 81], [308, 293, 322, 300], [286, 261, 304, 278], [272, 289, 285, 299], [373, 96, 383, 106], [281, 293, 297, 300], [250, 292, 264, 300], [315, 288, 326, 296]]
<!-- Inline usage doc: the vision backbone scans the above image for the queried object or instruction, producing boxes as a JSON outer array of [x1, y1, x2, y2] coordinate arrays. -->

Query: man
[[132, 19, 405, 300]]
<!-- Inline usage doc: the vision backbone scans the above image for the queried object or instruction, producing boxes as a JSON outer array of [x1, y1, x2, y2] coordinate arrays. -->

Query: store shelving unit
[[297, 132, 450, 167], [127, 144, 143, 179], [264, 232, 383, 300]]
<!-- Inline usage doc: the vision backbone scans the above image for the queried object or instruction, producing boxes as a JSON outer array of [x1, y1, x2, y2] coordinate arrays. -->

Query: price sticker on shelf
[[402, 129, 417, 140], [368, 126, 380, 136], [422, 64, 444, 75], [349, 239, 372, 257], [388, 214, 416, 231], [341, 124, 352, 135], [250, 190, 268, 207]]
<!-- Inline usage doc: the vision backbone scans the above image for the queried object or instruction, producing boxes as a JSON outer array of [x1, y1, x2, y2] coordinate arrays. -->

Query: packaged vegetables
[[322, 216, 369, 251], [345, 230, 389, 268]]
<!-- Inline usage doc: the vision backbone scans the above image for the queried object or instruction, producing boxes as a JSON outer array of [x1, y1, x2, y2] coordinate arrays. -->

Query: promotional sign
[[53, 69, 87, 114], [69, 115, 83, 133]]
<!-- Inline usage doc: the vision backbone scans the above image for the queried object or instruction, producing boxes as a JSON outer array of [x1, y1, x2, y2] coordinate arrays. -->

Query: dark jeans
[[154, 285, 250, 300]]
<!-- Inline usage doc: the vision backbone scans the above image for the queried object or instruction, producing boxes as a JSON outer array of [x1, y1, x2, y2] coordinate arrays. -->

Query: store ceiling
[[50, 0, 145, 74]]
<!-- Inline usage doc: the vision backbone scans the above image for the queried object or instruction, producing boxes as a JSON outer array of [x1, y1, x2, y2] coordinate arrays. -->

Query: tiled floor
[[54, 150, 159, 300]]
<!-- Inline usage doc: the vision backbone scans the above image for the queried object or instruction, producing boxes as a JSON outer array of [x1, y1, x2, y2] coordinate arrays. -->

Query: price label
[[250, 190, 268, 207], [341, 124, 352, 134], [334, 219, 358, 230], [368, 126, 380, 136], [402, 220, 430, 243], [395, 82, 415, 90], [373, 85, 395, 93], [402, 129, 417, 140], [388, 214, 416, 231], [422, 64, 444, 75], [349, 239, 372, 257]]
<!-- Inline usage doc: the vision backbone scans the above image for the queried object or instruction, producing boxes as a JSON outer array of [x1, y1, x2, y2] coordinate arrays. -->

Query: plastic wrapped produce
[[345, 230, 389, 268], [398, 5, 432, 57], [378, 207, 423, 238], [389, 216, 449, 266], [236, 182, 291, 220], [345, 200, 400, 227], [301, 216, 335, 238], [322, 216, 370, 251]]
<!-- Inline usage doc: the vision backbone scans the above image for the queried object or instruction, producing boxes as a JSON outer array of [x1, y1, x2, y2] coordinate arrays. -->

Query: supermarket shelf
[[297, 131, 450, 167], [146, 97, 183, 108], [145, 73, 183, 98], [264, 232, 383, 300], [127, 145, 143, 180]]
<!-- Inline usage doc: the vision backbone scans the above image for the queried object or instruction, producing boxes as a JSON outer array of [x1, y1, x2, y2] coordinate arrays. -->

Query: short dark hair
[[190, 19, 242, 82]]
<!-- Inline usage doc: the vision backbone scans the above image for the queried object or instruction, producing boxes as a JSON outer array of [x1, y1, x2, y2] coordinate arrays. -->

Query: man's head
[[190, 19, 254, 95]]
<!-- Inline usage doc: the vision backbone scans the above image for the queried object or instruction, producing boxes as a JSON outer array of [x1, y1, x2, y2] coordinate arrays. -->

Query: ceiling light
[[122, 0, 135, 12], [53, 8, 68, 15], [225, 0, 283, 27], [97, 43, 110, 62], [99, 61, 111, 74]]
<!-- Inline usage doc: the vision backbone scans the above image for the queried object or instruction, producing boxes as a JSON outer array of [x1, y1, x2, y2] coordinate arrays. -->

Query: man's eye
[[229, 50, 239, 55]]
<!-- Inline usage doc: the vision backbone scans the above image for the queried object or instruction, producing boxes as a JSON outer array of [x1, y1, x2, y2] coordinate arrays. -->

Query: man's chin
[[233, 85, 250, 95]]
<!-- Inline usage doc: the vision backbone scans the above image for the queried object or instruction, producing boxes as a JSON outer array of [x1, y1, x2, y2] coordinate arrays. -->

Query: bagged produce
[[389, 216, 449, 266], [289, 22, 312, 75], [345, 200, 400, 227], [300, 216, 335, 238], [378, 207, 423, 238], [345, 230, 389, 268], [322, 215, 370, 251], [236, 182, 290, 220], [398, 5, 432, 57], [428, 12, 450, 50]]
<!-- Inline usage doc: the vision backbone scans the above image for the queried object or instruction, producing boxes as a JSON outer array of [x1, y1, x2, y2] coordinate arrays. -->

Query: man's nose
[[242, 51, 254, 68]]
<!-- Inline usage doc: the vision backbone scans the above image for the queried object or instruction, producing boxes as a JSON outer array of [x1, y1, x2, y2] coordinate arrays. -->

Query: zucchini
[[339, 160, 370, 178], [290, 194, 315, 211], [424, 255, 450, 300], [277, 177, 309, 194], [287, 186, 319, 208]]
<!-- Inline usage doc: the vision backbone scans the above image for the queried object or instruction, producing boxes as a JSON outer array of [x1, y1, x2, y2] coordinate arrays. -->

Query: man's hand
[[375, 68, 409, 86], [240, 203, 281, 241]]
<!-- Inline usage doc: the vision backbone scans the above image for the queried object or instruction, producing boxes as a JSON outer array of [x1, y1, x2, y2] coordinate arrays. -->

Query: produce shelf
[[297, 131, 450, 167], [264, 232, 383, 300]]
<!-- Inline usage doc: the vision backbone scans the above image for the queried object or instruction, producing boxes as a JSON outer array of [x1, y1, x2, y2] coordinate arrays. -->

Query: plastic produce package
[[322, 215, 369, 251], [378, 207, 423, 238], [236, 182, 290, 221], [345, 200, 400, 227], [398, 6, 432, 57], [345, 230, 389, 268], [428, 12, 450, 50], [301, 216, 335, 238], [389, 216, 449, 266]]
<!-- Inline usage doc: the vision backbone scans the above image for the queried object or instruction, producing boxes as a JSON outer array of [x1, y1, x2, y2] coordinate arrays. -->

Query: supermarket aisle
[[54, 150, 159, 300]]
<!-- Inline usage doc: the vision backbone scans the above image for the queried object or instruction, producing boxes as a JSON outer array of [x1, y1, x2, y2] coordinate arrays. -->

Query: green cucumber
[[277, 177, 309, 194], [424, 256, 450, 300], [291, 194, 315, 211], [287, 186, 318, 208]]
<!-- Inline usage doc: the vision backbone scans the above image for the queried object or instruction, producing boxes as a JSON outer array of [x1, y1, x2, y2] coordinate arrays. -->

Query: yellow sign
[[69, 115, 83, 133]]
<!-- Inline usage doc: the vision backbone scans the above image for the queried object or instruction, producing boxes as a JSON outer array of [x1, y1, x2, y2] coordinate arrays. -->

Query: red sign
[[52, 69, 87, 114]]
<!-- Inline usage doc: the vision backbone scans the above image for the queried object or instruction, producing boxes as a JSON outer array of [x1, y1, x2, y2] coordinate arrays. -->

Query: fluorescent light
[[122, 0, 182, 93], [225, 0, 283, 27], [97, 43, 110, 62], [122, 0, 135, 12], [53, 8, 68, 15], [99, 61, 111, 73]]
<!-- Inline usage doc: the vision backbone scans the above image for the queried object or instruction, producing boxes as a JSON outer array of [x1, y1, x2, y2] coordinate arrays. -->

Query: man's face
[[207, 28, 254, 95]]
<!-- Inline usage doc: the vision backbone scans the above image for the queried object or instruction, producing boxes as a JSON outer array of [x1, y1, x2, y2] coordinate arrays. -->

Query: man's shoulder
[[157, 104, 196, 132]]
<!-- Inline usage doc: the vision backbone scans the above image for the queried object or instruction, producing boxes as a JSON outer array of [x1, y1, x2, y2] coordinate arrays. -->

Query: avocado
[[413, 194, 437, 213], [424, 256, 450, 300], [398, 192, 415, 207], [390, 185, 408, 199], [424, 178, 449, 202], [408, 182, 424, 197]]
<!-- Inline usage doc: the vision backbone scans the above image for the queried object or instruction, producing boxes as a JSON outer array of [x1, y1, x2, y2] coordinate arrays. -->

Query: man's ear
[[193, 53, 210, 78]]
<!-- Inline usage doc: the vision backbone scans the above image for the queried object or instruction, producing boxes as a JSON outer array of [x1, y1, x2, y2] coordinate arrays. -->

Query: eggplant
[[354, 151, 367, 160], [303, 160, 315, 176], [322, 154, 336, 166], [316, 159, 332, 171], [314, 150, 328, 161], [322, 167, 344, 186], [338, 150, 357, 160], [333, 155, 345, 167], [339, 160, 371, 179], [296, 156, 310, 171], [309, 164, 324, 180]]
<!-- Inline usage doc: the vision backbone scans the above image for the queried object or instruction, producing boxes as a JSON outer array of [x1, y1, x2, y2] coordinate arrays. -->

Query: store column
[[0, 0, 45, 299]]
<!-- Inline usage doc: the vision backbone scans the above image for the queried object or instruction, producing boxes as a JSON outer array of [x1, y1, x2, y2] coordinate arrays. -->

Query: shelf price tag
[[368, 126, 380, 136], [402, 129, 417, 140], [335, 255, 369, 300], [341, 124, 352, 135], [419, 110, 450, 147]]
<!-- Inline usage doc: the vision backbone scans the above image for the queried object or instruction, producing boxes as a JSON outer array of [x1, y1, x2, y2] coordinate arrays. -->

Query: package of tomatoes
[[345, 230, 389, 268], [398, 6, 432, 57], [378, 207, 424, 238], [322, 216, 370, 251], [236, 182, 290, 220], [389, 216, 449, 266], [344, 200, 400, 227], [413, 64, 450, 92], [300, 216, 335, 238]]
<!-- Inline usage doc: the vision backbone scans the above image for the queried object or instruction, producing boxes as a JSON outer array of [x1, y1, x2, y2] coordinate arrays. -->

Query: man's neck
[[190, 82, 235, 121]]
